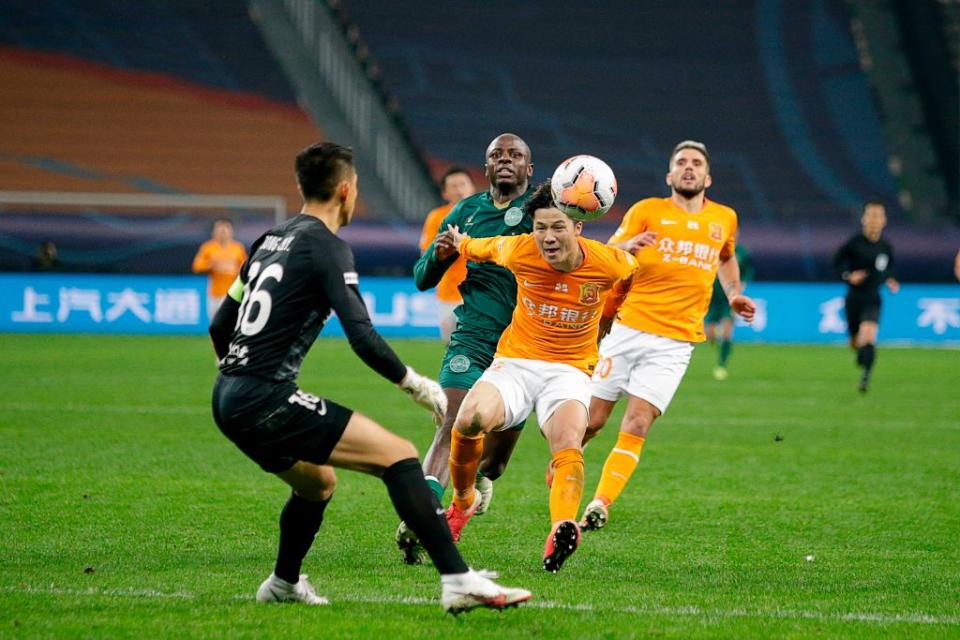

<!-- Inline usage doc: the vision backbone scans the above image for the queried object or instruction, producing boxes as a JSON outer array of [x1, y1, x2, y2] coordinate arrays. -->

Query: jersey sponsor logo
[[578, 283, 601, 305], [504, 207, 524, 227], [449, 354, 471, 373], [343, 272, 359, 285], [875, 254, 889, 271], [709, 222, 723, 241]]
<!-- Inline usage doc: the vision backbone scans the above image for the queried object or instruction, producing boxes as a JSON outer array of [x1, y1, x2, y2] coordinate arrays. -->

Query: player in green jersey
[[396, 133, 535, 563], [704, 243, 754, 380]]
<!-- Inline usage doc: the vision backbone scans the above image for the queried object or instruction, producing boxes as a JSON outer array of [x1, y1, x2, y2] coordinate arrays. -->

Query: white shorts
[[477, 357, 591, 430], [590, 323, 694, 414]]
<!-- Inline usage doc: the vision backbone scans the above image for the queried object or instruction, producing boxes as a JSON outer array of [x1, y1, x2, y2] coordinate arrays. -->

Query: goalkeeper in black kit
[[833, 200, 899, 393], [207, 141, 531, 614]]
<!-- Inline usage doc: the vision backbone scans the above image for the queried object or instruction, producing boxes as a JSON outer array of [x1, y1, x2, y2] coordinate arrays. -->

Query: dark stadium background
[[0, 0, 957, 280]]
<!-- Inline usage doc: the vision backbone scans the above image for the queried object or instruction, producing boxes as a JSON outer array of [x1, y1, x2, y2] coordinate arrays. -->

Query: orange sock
[[593, 432, 645, 507], [548, 448, 584, 523], [449, 430, 483, 510]]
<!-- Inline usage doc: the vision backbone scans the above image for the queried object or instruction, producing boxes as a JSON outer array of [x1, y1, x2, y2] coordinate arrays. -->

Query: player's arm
[[834, 239, 866, 285], [208, 276, 243, 359], [883, 243, 899, 293], [717, 254, 756, 322], [321, 243, 446, 420], [607, 202, 656, 252], [413, 206, 463, 291], [192, 243, 212, 274], [447, 227, 517, 267]]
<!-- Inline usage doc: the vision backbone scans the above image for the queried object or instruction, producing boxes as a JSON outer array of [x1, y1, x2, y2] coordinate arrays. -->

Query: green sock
[[475, 470, 486, 483], [424, 476, 445, 503], [719, 340, 732, 367]]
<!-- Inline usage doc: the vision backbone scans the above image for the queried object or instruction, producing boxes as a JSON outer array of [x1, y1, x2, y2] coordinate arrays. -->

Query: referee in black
[[833, 200, 899, 393], [208, 141, 530, 613]]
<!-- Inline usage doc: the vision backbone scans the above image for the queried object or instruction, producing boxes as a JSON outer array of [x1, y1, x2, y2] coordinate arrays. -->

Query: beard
[[673, 180, 706, 199]]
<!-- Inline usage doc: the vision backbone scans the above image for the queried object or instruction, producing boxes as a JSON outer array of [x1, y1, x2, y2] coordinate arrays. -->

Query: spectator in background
[[954, 249, 960, 282], [32, 240, 60, 271], [192, 218, 247, 320], [419, 167, 476, 342], [833, 201, 899, 394]]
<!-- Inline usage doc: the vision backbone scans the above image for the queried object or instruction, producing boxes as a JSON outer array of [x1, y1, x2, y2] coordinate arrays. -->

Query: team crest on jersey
[[578, 283, 601, 305], [504, 207, 524, 227], [449, 355, 471, 373], [709, 222, 723, 241]]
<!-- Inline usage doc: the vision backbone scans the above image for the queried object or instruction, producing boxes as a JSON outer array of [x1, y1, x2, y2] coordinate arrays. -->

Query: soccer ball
[[550, 155, 618, 220]]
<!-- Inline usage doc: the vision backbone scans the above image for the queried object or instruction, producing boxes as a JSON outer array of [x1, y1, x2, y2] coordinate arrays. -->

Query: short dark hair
[[296, 142, 355, 202], [862, 199, 886, 212], [213, 217, 232, 227], [440, 166, 471, 189], [522, 181, 555, 217], [670, 140, 710, 168]]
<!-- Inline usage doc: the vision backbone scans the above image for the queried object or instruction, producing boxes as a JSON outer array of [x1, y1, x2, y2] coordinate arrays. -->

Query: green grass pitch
[[1, 334, 958, 638]]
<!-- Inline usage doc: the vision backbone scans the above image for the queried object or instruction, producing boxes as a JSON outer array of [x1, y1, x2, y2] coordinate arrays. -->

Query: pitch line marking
[[2, 585, 957, 626]]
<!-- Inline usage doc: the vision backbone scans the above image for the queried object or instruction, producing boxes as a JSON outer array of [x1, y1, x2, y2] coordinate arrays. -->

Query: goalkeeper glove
[[398, 366, 447, 425]]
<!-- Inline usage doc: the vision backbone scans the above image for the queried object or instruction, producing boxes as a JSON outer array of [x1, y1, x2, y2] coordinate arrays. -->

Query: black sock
[[382, 458, 468, 575], [857, 344, 876, 372], [274, 492, 329, 584]]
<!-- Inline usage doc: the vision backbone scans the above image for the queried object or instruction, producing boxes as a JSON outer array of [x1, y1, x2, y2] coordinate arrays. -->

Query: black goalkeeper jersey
[[217, 214, 406, 384], [833, 233, 895, 297]]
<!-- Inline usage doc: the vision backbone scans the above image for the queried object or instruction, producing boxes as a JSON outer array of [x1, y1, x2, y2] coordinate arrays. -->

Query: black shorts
[[212, 374, 353, 473], [845, 293, 881, 337]]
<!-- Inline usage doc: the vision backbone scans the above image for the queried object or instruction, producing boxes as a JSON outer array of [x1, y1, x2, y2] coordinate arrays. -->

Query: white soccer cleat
[[474, 475, 494, 516], [441, 569, 532, 615], [256, 573, 329, 605], [580, 499, 609, 531]]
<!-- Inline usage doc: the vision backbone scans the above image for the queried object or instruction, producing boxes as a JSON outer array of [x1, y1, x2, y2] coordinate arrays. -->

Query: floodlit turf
[[1, 334, 958, 638]]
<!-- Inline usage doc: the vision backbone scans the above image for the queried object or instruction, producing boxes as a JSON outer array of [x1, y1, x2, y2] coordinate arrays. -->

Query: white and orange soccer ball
[[550, 155, 618, 221]]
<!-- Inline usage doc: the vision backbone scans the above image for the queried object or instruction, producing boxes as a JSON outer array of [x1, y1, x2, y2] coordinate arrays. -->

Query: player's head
[[212, 218, 234, 242], [525, 181, 583, 269], [296, 142, 358, 225], [440, 166, 475, 204], [484, 133, 533, 194], [666, 140, 711, 199], [861, 200, 887, 239]]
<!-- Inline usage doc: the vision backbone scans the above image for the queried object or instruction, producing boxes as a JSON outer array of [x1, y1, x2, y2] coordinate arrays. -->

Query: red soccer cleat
[[445, 490, 481, 543]]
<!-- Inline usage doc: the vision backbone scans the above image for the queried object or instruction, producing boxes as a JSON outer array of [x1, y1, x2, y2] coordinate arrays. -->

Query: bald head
[[484, 133, 533, 200]]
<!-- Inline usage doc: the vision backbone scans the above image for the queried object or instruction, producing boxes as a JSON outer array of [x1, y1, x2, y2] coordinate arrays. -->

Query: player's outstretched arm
[[323, 243, 445, 422]]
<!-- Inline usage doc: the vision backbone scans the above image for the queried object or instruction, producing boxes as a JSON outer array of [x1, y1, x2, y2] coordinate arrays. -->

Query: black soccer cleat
[[542, 520, 581, 573], [858, 370, 871, 394]]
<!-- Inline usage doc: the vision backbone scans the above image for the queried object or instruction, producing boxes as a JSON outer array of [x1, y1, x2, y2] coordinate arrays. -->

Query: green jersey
[[707, 244, 754, 320], [414, 188, 533, 388]]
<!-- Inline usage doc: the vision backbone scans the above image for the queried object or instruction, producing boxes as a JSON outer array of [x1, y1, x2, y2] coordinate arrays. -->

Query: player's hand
[[847, 269, 868, 285], [624, 231, 657, 253], [730, 294, 756, 323], [398, 366, 447, 425], [885, 278, 900, 294], [433, 229, 460, 261]]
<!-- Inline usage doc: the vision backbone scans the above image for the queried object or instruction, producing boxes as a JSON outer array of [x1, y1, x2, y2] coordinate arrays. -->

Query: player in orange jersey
[[192, 218, 247, 320], [438, 181, 639, 573], [576, 140, 756, 532], [419, 167, 476, 342]]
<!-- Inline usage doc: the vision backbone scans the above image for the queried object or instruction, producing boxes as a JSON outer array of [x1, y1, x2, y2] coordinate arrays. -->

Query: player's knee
[[298, 467, 337, 501], [621, 412, 654, 437], [454, 401, 491, 436], [393, 437, 418, 462]]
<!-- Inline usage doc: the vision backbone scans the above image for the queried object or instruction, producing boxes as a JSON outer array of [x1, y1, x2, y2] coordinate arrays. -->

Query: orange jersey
[[458, 234, 637, 375], [420, 203, 467, 304], [192, 240, 247, 297], [610, 197, 737, 342]]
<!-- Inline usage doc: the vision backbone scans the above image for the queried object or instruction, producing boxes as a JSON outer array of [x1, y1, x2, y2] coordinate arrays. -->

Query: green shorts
[[438, 331, 526, 430], [705, 294, 733, 323]]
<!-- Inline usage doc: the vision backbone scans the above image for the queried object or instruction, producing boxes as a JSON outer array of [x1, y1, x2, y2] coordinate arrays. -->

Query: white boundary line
[[1, 585, 957, 626]]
